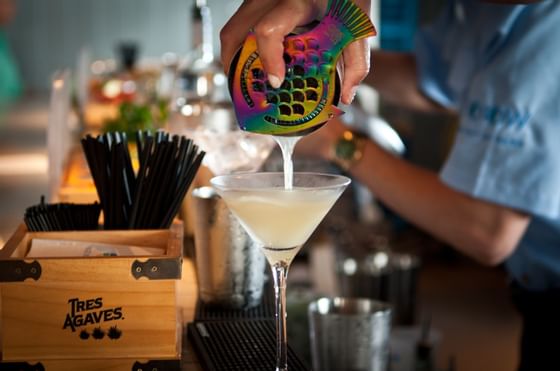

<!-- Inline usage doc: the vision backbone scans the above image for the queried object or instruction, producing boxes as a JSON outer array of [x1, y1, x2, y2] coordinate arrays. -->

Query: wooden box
[[0, 358, 181, 370], [0, 223, 184, 363]]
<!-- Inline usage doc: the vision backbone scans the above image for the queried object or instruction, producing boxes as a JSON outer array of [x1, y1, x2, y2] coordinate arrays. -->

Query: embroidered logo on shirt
[[460, 101, 529, 148], [458, 126, 524, 148], [468, 101, 530, 129]]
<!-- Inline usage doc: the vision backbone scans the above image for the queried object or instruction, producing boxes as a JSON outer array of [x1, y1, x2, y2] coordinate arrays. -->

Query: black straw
[[80, 130, 205, 230], [24, 198, 102, 232]]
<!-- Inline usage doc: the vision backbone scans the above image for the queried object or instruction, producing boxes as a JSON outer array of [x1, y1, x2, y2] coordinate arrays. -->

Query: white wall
[[5, 0, 242, 91]]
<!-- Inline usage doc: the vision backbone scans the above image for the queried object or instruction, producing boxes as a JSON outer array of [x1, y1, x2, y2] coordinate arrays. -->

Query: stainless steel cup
[[191, 186, 266, 309], [309, 297, 392, 371]]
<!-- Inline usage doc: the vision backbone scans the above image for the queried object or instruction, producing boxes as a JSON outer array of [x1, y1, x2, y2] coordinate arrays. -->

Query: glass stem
[[271, 261, 289, 371]]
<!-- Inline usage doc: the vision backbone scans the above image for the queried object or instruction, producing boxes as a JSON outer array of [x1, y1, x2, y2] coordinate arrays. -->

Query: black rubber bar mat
[[195, 282, 275, 321], [187, 320, 311, 371]]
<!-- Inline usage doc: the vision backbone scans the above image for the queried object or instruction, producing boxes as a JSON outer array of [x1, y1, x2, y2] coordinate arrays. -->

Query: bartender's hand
[[295, 117, 347, 160], [220, 0, 375, 105]]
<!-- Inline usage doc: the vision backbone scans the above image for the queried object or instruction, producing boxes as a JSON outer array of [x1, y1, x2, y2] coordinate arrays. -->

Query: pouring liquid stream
[[273, 136, 301, 190]]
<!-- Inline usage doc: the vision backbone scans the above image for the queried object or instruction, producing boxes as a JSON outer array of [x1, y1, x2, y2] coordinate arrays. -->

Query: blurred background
[[3, 0, 447, 93], [5, 0, 240, 92], [0, 1, 520, 370]]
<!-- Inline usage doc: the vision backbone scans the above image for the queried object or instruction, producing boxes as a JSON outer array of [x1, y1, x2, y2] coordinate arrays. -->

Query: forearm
[[365, 51, 450, 113], [313, 122, 530, 264]]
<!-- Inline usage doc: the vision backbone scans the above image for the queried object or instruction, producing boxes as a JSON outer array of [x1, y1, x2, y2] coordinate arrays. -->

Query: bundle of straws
[[24, 197, 102, 232], [81, 130, 205, 230]]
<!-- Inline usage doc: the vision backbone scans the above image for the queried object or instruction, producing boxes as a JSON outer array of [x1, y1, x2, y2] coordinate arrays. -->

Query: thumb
[[340, 39, 371, 105]]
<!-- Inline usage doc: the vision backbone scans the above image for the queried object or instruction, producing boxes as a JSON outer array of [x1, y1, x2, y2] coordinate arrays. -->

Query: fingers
[[339, 0, 375, 104], [220, 0, 276, 73], [221, 0, 375, 100], [340, 39, 372, 105], [254, 0, 316, 87]]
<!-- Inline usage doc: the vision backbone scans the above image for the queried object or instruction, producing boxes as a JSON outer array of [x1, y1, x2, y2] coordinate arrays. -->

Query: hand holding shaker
[[191, 187, 266, 309], [228, 0, 376, 136]]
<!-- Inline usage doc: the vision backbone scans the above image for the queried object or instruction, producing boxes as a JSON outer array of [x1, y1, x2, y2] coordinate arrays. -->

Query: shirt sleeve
[[413, 3, 457, 109], [440, 3, 560, 219]]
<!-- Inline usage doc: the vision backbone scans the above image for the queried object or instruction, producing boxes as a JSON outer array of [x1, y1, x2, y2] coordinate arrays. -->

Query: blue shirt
[[415, 0, 560, 291]]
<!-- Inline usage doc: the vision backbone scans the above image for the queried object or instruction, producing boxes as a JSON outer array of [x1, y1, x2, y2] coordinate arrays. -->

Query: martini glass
[[210, 172, 350, 371]]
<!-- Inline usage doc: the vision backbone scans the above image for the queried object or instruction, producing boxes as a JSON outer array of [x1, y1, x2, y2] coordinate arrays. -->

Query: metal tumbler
[[191, 186, 266, 309], [309, 297, 392, 371]]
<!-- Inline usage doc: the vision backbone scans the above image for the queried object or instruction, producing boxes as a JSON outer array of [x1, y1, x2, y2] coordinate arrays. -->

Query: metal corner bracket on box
[[0, 260, 41, 282], [0, 258, 182, 282], [131, 258, 182, 280]]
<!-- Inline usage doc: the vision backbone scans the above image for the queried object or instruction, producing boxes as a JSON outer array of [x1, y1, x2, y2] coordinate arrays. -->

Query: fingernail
[[268, 74, 281, 89]]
